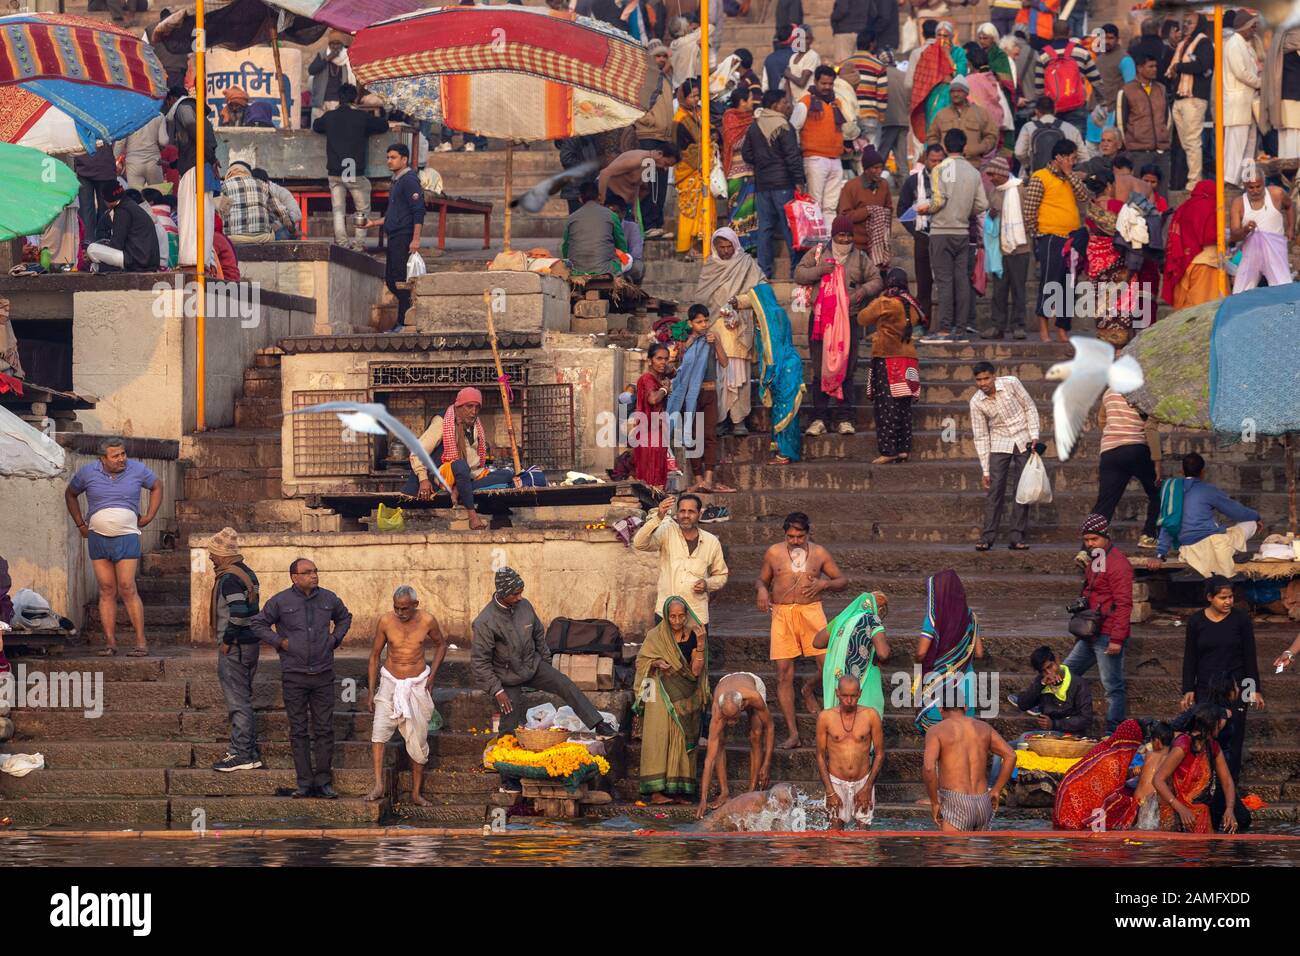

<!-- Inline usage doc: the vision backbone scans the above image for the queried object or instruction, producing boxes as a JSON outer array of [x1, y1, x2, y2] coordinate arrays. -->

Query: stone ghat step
[[711, 518, 1158, 547], [713, 571, 1081, 603], [622, 742, 1300, 793], [169, 796, 384, 828], [182, 467, 283, 503], [85, 603, 191, 631], [165, 768, 384, 798], [0, 798, 171, 830], [0, 768, 167, 798], [182, 428, 282, 469], [715, 540, 1094, 574]]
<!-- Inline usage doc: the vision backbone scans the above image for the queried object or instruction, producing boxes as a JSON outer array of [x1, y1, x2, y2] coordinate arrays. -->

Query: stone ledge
[[234, 241, 387, 278], [57, 433, 180, 461]]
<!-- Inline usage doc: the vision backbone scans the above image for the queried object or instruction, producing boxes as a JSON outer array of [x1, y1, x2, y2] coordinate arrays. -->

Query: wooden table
[[286, 184, 491, 250]]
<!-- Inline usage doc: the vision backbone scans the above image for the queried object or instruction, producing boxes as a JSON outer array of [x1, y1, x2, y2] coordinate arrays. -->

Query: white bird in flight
[[510, 159, 602, 214], [1047, 338, 1145, 462], [282, 401, 453, 494]]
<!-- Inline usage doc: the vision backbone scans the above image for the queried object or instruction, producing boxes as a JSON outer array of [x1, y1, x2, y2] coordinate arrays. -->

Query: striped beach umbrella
[[0, 12, 166, 155]]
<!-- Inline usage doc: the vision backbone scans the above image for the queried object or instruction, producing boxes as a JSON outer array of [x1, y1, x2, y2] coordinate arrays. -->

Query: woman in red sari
[[632, 343, 672, 489], [1154, 703, 1239, 834], [1052, 718, 1143, 830], [1163, 181, 1221, 309]]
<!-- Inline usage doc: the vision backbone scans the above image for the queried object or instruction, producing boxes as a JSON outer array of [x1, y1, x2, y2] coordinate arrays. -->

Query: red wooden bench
[[287, 185, 491, 250]]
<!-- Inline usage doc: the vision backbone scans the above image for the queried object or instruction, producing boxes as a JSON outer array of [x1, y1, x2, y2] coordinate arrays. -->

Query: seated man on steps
[[471, 567, 618, 794], [563, 180, 629, 278], [403, 386, 520, 531], [366, 584, 447, 805], [695, 672, 775, 818]]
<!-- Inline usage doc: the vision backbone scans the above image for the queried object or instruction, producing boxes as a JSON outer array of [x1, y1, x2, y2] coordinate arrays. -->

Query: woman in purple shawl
[[913, 570, 984, 730]]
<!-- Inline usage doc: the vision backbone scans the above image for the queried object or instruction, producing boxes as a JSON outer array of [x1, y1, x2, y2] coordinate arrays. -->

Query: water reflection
[[3, 829, 1299, 867]]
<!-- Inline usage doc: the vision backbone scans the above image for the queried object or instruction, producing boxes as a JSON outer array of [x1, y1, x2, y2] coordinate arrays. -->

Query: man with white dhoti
[[366, 585, 447, 805], [166, 91, 218, 268], [1222, 11, 1263, 188], [1229, 170, 1294, 294], [1262, 25, 1300, 161]]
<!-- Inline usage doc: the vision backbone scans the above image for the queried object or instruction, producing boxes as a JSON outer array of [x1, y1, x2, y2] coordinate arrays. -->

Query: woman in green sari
[[633, 595, 710, 803], [814, 592, 891, 714]]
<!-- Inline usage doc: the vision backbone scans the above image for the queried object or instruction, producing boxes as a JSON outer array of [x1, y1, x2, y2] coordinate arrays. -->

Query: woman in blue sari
[[747, 282, 805, 465], [913, 570, 984, 731]]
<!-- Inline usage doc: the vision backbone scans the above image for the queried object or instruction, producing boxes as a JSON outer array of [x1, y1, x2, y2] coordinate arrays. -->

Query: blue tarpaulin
[[1209, 283, 1300, 437]]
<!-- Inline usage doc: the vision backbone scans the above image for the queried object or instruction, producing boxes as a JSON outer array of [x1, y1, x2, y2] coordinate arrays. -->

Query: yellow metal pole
[[699, 3, 713, 255], [1214, 7, 1227, 297], [196, 0, 208, 431]]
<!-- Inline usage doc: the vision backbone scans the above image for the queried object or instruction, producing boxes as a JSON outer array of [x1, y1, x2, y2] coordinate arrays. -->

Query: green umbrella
[[1120, 299, 1218, 430], [0, 142, 80, 242]]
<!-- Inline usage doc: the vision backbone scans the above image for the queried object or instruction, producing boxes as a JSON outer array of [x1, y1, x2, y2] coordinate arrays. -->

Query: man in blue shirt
[[362, 142, 426, 334], [1145, 452, 1261, 579], [64, 437, 164, 657]]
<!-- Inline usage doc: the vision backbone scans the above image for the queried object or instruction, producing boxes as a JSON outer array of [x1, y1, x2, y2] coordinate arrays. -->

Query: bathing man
[[922, 675, 1017, 831], [696, 672, 775, 819], [366, 585, 447, 805], [816, 674, 884, 830]]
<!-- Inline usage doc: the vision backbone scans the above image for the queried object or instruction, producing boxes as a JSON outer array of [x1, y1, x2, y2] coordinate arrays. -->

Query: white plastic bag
[[1015, 452, 1053, 505], [406, 252, 427, 280], [524, 703, 557, 729], [551, 706, 619, 733], [709, 154, 728, 199]]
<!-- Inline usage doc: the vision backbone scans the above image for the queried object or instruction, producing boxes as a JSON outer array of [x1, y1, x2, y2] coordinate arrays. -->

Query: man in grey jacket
[[916, 128, 988, 344], [472, 567, 617, 790], [251, 557, 353, 798]]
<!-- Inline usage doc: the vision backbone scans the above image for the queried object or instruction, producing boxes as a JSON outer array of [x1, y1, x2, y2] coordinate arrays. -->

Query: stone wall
[[216, 127, 416, 182], [188, 528, 659, 644], [72, 285, 314, 439], [237, 244, 386, 336], [411, 271, 571, 335], [0, 445, 180, 630]]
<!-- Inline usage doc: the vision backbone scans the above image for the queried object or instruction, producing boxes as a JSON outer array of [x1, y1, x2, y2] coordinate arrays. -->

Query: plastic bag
[[427, 705, 443, 734], [783, 192, 829, 250], [525, 703, 557, 729], [406, 252, 427, 280], [709, 153, 728, 199], [376, 503, 405, 532], [1015, 452, 1053, 505], [551, 706, 619, 733]]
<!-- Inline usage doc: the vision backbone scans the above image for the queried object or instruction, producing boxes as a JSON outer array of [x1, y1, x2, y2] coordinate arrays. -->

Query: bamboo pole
[[699, 2, 713, 255], [482, 292, 523, 474], [503, 142, 513, 253], [195, 0, 207, 432], [1214, 7, 1227, 297], [269, 21, 292, 130], [1287, 433, 1297, 536]]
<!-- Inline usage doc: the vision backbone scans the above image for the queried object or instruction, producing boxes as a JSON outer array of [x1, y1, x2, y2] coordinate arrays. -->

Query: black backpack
[[546, 617, 624, 658], [1029, 119, 1065, 174]]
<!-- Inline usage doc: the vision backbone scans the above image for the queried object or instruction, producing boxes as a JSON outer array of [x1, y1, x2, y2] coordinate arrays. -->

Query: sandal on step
[[127, 646, 150, 657], [1009, 543, 1030, 551], [974, 543, 992, 552], [97, 646, 117, 657], [771, 456, 792, 465]]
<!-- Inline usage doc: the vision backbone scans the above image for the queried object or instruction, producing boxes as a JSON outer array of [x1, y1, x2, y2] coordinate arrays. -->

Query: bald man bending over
[[696, 672, 775, 819]]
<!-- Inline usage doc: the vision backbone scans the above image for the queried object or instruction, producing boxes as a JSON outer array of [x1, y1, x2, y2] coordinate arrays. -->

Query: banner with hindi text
[[205, 46, 302, 130]]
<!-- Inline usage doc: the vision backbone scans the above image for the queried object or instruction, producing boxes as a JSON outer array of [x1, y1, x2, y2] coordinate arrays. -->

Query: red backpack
[[1043, 41, 1087, 114]]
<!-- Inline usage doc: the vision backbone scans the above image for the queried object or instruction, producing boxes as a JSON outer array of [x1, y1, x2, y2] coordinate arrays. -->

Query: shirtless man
[[816, 675, 884, 830], [758, 512, 848, 749], [922, 677, 1016, 831], [366, 585, 447, 804], [695, 672, 775, 818], [697, 783, 796, 832]]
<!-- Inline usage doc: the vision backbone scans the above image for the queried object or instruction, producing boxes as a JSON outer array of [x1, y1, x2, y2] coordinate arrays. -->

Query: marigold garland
[[485, 735, 611, 778]]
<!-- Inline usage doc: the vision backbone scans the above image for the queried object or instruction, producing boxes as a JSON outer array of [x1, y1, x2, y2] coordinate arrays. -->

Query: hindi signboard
[[205, 46, 303, 130]]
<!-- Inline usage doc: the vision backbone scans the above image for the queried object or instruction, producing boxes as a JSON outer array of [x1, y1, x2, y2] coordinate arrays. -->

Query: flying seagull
[[282, 401, 453, 494], [1047, 337, 1145, 462], [509, 159, 602, 214]]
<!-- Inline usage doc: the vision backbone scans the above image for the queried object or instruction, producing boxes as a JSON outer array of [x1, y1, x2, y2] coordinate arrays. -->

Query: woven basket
[[514, 727, 571, 751], [1026, 737, 1097, 759]]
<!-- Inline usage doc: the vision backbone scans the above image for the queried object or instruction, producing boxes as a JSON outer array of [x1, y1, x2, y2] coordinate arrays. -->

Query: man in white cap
[[206, 527, 264, 773]]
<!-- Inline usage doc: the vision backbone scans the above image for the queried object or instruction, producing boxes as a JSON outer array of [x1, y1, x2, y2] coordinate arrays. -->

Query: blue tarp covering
[[1209, 283, 1300, 436], [22, 79, 165, 154]]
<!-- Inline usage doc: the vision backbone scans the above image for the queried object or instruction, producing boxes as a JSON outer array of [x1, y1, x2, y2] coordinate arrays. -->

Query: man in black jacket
[[86, 182, 161, 273], [312, 84, 388, 249], [471, 567, 616, 791], [831, 0, 873, 63], [251, 558, 353, 798], [741, 89, 805, 279]]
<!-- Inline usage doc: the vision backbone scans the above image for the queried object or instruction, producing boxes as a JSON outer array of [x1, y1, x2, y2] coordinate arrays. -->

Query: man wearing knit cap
[[836, 145, 893, 260], [207, 528, 264, 773], [1065, 512, 1133, 733], [925, 75, 998, 163], [404, 386, 520, 531], [471, 567, 618, 792], [792, 213, 883, 435]]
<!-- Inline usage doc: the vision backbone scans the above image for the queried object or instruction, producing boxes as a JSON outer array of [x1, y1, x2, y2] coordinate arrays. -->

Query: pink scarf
[[814, 256, 851, 400]]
